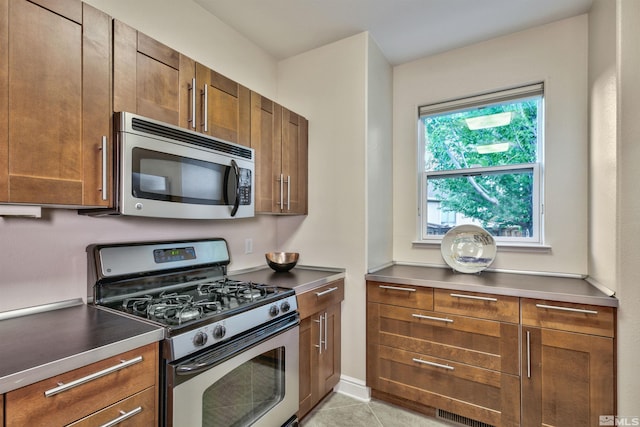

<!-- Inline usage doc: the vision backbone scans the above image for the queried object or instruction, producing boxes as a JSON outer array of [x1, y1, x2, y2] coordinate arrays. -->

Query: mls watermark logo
[[601, 415, 640, 426]]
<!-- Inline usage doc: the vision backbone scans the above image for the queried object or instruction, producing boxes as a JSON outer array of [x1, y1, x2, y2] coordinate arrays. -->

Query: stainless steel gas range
[[87, 238, 300, 427]]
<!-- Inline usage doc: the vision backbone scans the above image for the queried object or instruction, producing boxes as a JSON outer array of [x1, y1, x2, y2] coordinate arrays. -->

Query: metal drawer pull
[[535, 304, 598, 315], [99, 407, 143, 427], [316, 287, 339, 297], [412, 313, 453, 323], [450, 293, 497, 302], [412, 358, 454, 370], [378, 285, 416, 292], [44, 356, 143, 397]]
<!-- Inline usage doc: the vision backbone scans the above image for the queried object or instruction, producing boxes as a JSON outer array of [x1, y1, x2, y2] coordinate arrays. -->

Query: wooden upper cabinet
[[195, 63, 250, 146], [1, 0, 111, 206], [113, 19, 190, 127], [251, 92, 282, 213], [282, 108, 308, 214], [251, 92, 308, 214]]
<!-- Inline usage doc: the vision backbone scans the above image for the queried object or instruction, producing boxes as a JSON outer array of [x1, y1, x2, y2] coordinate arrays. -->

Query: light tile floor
[[300, 393, 459, 427]]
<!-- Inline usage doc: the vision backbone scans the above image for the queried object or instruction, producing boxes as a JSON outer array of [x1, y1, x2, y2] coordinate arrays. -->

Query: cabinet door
[[2, 0, 111, 206], [522, 327, 615, 427], [281, 108, 308, 214], [196, 63, 250, 146], [298, 316, 316, 419], [319, 302, 341, 395], [114, 19, 187, 127], [251, 92, 282, 213]]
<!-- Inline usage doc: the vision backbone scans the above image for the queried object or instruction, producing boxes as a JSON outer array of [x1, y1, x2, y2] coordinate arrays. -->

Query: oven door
[[118, 124, 254, 220], [166, 315, 299, 427]]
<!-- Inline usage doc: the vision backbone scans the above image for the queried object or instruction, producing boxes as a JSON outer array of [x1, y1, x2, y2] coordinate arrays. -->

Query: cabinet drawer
[[297, 280, 344, 319], [375, 345, 520, 427], [376, 304, 519, 374], [5, 343, 158, 427], [521, 298, 615, 337], [68, 386, 156, 427], [434, 289, 519, 323], [367, 281, 433, 310]]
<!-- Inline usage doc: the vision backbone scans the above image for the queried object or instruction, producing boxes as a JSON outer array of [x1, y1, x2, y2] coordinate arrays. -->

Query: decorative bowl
[[440, 225, 496, 274], [265, 252, 299, 272]]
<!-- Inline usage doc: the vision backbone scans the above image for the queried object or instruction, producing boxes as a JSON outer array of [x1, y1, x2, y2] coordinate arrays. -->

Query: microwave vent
[[131, 117, 253, 160]]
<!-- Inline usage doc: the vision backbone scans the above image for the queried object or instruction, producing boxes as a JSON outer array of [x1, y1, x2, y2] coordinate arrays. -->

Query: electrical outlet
[[244, 238, 253, 254]]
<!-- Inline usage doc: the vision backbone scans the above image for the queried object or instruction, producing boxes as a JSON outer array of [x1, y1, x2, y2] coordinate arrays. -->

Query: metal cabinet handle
[[286, 175, 291, 211], [99, 407, 143, 427], [526, 330, 531, 378], [378, 285, 416, 292], [450, 293, 497, 302], [313, 314, 325, 354], [412, 358, 454, 370], [324, 311, 328, 351], [412, 313, 453, 323], [100, 136, 108, 201], [189, 78, 196, 129], [316, 287, 338, 297], [278, 174, 284, 209], [535, 304, 598, 315], [44, 356, 143, 397], [202, 84, 208, 132]]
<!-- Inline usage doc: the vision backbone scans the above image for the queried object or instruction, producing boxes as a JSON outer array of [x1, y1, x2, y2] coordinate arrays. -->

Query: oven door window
[[132, 147, 236, 205], [202, 348, 285, 427]]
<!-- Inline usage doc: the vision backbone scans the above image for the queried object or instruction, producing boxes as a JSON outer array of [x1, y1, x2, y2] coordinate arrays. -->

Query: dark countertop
[[366, 264, 618, 307], [229, 265, 346, 294], [0, 300, 164, 394]]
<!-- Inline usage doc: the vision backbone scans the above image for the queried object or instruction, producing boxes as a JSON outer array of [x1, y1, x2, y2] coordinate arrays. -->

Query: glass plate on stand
[[441, 225, 496, 273]]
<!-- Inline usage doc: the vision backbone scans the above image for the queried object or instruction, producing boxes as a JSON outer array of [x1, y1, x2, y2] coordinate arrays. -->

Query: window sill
[[412, 240, 552, 253]]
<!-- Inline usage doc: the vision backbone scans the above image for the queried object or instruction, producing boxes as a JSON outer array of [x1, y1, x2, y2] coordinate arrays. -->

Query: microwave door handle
[[229, 159, 240, 217]]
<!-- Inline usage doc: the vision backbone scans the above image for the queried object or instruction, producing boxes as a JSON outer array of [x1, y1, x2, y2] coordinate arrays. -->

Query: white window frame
[[417, 83, 544, 245]]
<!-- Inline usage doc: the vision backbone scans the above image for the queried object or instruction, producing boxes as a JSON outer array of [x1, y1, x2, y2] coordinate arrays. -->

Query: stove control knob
[[193, 331, 208, 347], [269, 304, 280, 317], [280, 301, 291, 313], [213, 324, 226, 340]]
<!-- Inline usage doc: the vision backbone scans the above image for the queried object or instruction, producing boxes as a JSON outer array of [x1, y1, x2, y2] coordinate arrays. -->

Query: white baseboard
[[332, 375, 371, 402]]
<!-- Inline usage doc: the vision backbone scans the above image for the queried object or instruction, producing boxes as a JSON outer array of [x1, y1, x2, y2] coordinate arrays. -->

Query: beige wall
[[613, 0, 640, 415], [276, 32, 372, 385], [393, 15, 589, 276]]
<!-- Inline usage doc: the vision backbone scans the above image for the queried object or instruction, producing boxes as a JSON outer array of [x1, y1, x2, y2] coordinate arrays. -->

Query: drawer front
[[367, 281, 433, 310], [375, 345, 520, 427], [376, 304, 519, 374], [521, 298, 615, 337], [5, 342, 158, 427], [297, 279, 344, 319], [67, 386, 156, 427], [434, 289, 519, 323]]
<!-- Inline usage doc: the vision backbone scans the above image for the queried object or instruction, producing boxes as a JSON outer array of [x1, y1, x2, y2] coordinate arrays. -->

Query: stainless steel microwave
[[91, 112, 254, 220]]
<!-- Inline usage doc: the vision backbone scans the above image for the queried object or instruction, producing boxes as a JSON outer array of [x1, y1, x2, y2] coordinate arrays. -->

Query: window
[[418, 83, 543, 244]]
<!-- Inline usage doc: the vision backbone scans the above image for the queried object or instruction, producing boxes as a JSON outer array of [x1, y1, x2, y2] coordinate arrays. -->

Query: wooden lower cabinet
[[367, 282, 617, 427], [521, 299, 615, 427], [1, 394, 4, 427], [367, 282, 520, 427], [4, 342, 158, 427], [298, 280, 344, 419]]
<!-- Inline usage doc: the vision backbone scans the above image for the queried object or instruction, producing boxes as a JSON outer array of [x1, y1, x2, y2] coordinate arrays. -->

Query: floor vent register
[[436, 409, 495, 427]]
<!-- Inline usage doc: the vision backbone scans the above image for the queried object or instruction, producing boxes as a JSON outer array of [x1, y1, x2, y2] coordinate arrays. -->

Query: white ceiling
[[193, 0, 594, 65]]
